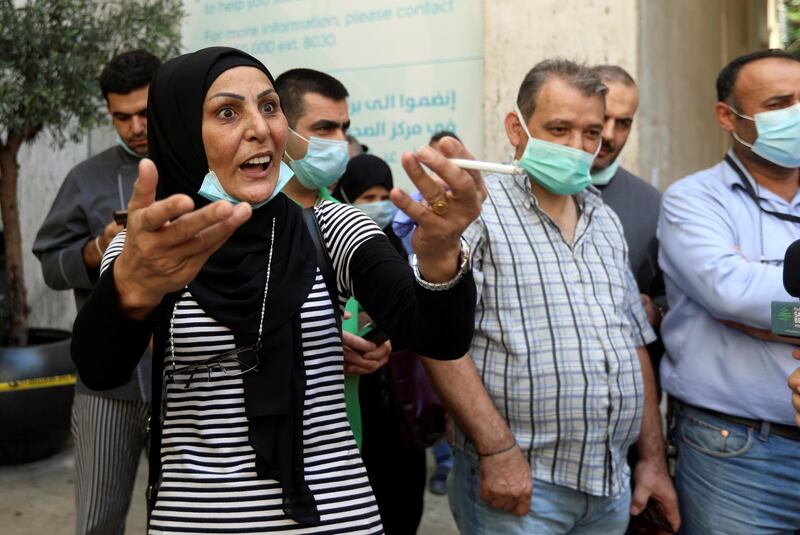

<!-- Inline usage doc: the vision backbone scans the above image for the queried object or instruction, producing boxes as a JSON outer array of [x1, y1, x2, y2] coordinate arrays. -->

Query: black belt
[[682, 401, 800, 442]]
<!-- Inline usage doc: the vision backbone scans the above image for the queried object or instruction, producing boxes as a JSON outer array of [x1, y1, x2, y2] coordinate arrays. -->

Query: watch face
[[459, 237, 472, 273]]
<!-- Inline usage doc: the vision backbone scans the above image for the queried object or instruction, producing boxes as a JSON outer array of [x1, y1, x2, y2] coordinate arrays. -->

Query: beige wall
[[482, 0, 640, 169], [638, 0, 769, 190], [483, 0, 769, 191]]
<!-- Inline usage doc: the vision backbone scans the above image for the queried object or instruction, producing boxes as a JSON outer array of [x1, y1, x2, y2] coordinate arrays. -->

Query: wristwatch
[[411, 237, 471, 291]]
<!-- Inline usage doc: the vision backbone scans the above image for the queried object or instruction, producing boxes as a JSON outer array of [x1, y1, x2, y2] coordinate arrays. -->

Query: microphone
[[784, 239, 800, 298], [772, 239, 800, 337]]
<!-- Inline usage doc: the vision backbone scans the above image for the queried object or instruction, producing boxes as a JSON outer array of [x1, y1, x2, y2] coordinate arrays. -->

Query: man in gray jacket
[[589, 65, 670, 534], [589, 65, 664, 336], [33, 50, 160, 534]]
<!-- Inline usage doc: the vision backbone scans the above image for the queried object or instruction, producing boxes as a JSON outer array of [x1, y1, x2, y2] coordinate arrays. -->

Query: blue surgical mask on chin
[[730, 103, 800, 168], [591, 157, 621, 186], [115, 133, 144, 158], [514, 106, 599, 195], [286, 128, 349, 190], [198, 160, 295, 208], [357, 200, 397, 229]]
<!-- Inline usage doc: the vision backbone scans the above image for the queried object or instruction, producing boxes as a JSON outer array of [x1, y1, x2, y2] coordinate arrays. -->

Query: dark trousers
[[360, 371, 426, 535]]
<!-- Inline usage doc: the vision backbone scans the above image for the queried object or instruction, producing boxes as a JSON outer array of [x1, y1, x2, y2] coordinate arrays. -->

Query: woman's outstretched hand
[[114, 158, 252, 319], [391, 136, 486, 283]]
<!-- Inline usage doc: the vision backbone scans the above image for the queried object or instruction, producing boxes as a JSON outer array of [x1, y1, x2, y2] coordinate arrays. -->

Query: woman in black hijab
[[72, 47, 483, 533], [333, 154, 404, 255]]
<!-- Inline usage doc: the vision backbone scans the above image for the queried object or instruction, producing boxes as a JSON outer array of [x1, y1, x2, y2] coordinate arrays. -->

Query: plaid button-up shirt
[[458, 172, 656, 497]]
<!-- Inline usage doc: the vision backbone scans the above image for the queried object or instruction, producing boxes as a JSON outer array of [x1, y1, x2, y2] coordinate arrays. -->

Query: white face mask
[[286, 128, 349, 189], [591, 158, 621, 186], [356, 200, 397, 229], [115, 133, 144, 158], [198, 160, 295, 208], [514, 106, 599, 195], [730, 103, 800, 168]]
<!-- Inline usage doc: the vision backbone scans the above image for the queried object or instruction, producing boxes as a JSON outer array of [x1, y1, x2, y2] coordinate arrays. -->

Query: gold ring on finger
[[431, 198, 449, 216]]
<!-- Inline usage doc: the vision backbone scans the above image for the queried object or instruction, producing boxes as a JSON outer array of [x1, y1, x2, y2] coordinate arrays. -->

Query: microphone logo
[[772, 239, 800, 338]]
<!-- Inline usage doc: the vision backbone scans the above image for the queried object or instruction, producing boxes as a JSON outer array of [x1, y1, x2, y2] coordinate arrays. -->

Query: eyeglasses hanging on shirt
[[724, 155, 800, 265]]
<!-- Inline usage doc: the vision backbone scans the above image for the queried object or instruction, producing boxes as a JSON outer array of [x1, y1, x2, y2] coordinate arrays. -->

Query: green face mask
[[591, 157, 620, 186], [515, 106, 598, 195]]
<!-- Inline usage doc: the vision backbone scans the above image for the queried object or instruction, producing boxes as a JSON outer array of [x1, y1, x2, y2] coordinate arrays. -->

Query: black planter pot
[[0, 328, 74, 464]]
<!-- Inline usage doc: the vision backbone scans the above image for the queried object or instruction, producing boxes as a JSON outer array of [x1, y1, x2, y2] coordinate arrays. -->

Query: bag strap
[[302, 207, 342, 332], [147, 290, 179, 516], [725, 154, 800, 224]]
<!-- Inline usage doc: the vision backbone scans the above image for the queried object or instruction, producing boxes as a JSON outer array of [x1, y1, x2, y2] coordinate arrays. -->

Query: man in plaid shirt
[[423, 59, 678, 534]]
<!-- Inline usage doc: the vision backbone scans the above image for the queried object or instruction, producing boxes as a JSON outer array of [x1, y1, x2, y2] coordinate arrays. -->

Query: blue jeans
[[448, 448, 631, 534], [674, 405, 800, 534], [432, 438, 454, 471]]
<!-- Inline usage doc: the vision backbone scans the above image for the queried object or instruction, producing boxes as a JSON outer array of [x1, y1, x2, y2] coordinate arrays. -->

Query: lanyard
[[725, 154, 800, 224]]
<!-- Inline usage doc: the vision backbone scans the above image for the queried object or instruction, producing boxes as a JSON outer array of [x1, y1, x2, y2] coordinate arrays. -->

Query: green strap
[[317, 187, 337, 203], [287, 188, 338, 208], [342, 297, 362, 450]]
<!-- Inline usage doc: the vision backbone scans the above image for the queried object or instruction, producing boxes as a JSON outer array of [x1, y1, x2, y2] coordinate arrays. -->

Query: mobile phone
[[360, 323, 390, 345], [113, 210, 128, 226], [629, 499, 675, 534]]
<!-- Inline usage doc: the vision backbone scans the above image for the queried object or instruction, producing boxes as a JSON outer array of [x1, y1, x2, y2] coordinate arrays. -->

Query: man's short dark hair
[[716, 49, 800, 105], [274, 68, 349, 127], [99, 50, 161, 100], [592, 65, 636, 87], [429, 131, 461, 145], [517, 59, 607, 121]]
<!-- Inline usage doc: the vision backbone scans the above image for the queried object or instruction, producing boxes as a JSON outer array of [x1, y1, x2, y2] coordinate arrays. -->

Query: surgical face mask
[[515, 106, 598, 195], [591, 157, 621, 186], [198, 160, 295, 208], [286, 128, 349, 190], [116, 132, 144, 158], [356, 200, 396, 229], [730, 103, 800, 168]]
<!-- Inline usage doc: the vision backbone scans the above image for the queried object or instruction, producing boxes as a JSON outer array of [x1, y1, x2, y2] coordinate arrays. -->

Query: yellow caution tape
[[0, 373, 76, 392]]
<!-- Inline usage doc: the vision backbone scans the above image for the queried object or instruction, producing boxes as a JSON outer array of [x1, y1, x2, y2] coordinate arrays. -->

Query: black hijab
[[332, 153, 405, 255], [147, 47, 320, 525], [332, 153, 393, 204]]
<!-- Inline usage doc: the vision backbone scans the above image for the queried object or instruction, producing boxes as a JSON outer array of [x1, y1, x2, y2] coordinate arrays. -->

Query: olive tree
[[0, 0, 184, 345]]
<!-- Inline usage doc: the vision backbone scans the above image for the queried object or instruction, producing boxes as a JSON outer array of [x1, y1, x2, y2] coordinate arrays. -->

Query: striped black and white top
[[103, 201, 384, 534], [458, 173, 656, 498]]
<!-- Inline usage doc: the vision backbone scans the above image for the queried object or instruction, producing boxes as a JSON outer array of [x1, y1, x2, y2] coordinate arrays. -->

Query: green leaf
[[0, 0, 184, 151]]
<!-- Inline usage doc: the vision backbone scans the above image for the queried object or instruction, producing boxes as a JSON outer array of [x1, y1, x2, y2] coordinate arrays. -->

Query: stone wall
[[19, 126, 115, 332]]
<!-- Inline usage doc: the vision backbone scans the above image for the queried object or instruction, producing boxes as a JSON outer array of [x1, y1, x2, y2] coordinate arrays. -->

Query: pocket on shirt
[[679, 411, 754, 458]]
